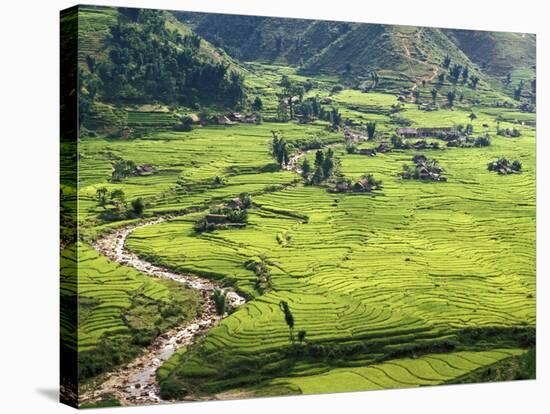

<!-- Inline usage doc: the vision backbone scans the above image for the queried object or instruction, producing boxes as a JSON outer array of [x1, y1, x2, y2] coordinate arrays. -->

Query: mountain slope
[[174, 11, 352, 65], [78, 6, 244, 75], [177, 13, 486, 81], [443, 29, 536, 76]]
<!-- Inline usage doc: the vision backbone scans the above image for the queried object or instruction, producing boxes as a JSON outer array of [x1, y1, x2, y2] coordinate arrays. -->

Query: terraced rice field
[[126, 111, 179, 129], [74, 90, 535, 400], [271, 349, 526, 394]]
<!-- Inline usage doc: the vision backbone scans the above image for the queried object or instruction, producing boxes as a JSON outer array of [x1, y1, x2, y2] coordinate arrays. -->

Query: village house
[[187, 113, 200, 124], [205, 214, 227, 224], [376, 142, 391, 153], [226, 197, 244, 210], [211, 115, 235, 126], [243, 114, 257, 124], [227, 112, 244, 122], [395, 127, 454, 138], [135, 164, 155, 175], [358, 148, 377, 156]]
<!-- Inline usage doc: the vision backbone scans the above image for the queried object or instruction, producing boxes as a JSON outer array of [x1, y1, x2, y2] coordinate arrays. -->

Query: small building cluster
[[176, 112, 259, 129], [134, 164, 155, 175], [197, 194, 252, 232], [344, 128, 369, 142], [487, 158, 522, 175], [329, 174, 383, 194], [207, 112, 258, 126], [395, 127, 454, 138], [401, 155, 447, 182]]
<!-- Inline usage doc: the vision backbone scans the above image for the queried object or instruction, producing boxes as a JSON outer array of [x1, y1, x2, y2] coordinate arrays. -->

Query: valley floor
[[66, 80, 535, 406]]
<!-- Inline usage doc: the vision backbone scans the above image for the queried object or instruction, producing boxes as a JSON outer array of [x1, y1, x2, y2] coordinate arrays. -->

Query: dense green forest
[[80, 8, 245, 127]]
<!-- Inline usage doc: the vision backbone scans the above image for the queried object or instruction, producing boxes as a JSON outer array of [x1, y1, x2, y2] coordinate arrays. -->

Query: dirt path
[[398, 31, 439, 100], [80, 217, 246, 406]]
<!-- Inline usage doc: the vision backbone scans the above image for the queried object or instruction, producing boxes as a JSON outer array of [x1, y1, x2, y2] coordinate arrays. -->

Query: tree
[[504, 72, 512, 86], [438, 73, 445, 83], [238, 192, 252, 209], [301, 158, 311, 178], [297, 330, 307, 343], [449, 64, 462, 82], [346, 143, 357, 154], [279, 75, 304, 119], [344, 62, 352, 75], [370, 71, 380, 89], [279, 300, 295, 341], [212, 289, 227, 316], [461, 67, 469, 83], [322, 148, 335, 178], [470, 75, 480, 89], [271, 130, 290, 167], [366, 122, 376, 140], [329, 107, 342, 129], [276, 101, 290, 122], [252, 96, 263, 111], [96, 187, 109, 207], [111, 160, 136, 182], [131, 197, 145, 216], [97, 10, 245, 108], [446, 90, 456, 108], [110, 189, 126, 213], [179, 115, 194, 132], [314, 150, 325, 169], [514, 79, 524, 101], [311, 166, 324, 184], [469, 113, 477, 122], [443, 55, 451, 69], [431, 88, 438, 105]]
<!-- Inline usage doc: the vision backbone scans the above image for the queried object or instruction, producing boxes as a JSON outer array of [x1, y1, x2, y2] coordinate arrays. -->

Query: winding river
[[80, 217, 246, 406], [80, 144, 339, 406]]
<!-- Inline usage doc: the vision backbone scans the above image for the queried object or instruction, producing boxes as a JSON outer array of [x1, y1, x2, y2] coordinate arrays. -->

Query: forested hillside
[[78, 7, 246, 131]]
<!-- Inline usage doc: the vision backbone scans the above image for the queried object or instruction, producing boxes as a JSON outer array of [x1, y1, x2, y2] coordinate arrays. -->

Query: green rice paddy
[[270, 349, 526, 394], [74, 72, 535, 397]]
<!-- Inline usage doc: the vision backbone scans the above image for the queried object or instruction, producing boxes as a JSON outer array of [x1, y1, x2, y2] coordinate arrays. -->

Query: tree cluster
[[487, 158, 522, 175], [84, 9, 245, 112], [302, 148, 340, 185], [271, 131, 291, 167]]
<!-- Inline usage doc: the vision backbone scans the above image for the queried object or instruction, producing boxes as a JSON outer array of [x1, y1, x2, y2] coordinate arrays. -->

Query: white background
[[0, 0, 547, 412]]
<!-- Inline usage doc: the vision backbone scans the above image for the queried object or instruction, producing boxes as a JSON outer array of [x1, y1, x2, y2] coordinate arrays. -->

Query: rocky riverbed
[[80, 217, 246, 406]]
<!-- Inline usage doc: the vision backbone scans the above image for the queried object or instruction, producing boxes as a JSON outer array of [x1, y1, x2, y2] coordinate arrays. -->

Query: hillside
[[177, 13, 477, 76], [78, 6, 244, 76], [443, 29, 536, 76], [176, 12, 535, 98], [175, 11, 351, 66], [76, 6, 248, 134]]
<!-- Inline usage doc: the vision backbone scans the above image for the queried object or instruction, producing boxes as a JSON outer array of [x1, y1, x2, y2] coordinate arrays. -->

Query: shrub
[[331, 85, 344, 94], [131, 197, 145, 216], [212, 289, 227, 316]]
